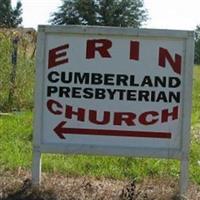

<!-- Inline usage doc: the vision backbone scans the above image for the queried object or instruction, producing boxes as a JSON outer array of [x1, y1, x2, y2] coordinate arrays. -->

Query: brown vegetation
[[0, 170, 200, 200]]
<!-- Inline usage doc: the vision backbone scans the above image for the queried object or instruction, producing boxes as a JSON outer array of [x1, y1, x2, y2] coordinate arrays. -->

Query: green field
[[192, 66, 200, 126], [0, 66, 200, 184]]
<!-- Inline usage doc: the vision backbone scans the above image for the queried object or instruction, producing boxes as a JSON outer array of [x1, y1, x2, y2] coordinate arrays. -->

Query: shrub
[[0, 29, 36, 112]]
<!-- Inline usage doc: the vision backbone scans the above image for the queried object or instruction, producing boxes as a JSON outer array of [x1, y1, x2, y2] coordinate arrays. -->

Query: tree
[[195, 25, 200, 64], [0, 0, 23, 28], [50, 0, 148, 28]]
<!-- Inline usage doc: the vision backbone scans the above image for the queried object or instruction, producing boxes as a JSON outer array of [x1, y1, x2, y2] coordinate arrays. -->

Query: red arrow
[[53, 121, 172, 139]]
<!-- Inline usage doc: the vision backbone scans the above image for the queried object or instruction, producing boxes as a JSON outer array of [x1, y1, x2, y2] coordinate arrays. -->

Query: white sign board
[[32, 25, 194, 194]]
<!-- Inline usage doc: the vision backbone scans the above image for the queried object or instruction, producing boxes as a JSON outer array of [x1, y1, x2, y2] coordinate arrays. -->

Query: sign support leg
[[179, 154, 189, 197], [32, 149, 41, 187]]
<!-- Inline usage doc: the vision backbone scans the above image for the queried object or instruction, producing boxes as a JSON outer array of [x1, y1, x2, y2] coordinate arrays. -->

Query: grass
[[0, 66, 200, 185], [0, 112, 180, 180], [0, 112, 33, 170], [192, 65, 200, 126], [0, 30, 35, 112]]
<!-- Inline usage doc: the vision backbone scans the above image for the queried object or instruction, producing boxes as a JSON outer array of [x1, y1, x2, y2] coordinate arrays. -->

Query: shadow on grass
[[1, 179, 57, 200]]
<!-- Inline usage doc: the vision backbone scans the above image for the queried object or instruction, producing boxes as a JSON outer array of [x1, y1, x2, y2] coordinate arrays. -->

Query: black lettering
[[130, 75, 139, 86], [83, 88, 93, 98], [154, 76, 166, 87], [107, 89, 117, 100], [72, 87, 82, 98], [91, 73, 102, 84], [74, 72, 90, 84], [116, 74, 128, 86], [169, 91, 180, 103], [138, 90, 149, 101], [127, 90, 137, 101], [169, 77, 181, 88], [48, 71, 59, 83], [150, 91, 156, 101], [95, 88, 106, 99], [104, 74, 115, 85], [61, 72, 72, 83], [47, 86, 58, 96], [141, 76, 153, 87], [116, 89, 126, 100], [59, 87, 70, 97], [156, 91, 168, 102]]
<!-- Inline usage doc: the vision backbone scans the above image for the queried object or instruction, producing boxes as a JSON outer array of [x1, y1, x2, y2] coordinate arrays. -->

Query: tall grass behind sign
[[32, 25, 194, 195]]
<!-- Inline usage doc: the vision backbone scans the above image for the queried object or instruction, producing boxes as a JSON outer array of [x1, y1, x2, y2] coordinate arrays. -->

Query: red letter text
[[48, 44, 69, 69], [130, 41, 140, 61], [159, 47, 182, 74], [86, 39, 112, 59]]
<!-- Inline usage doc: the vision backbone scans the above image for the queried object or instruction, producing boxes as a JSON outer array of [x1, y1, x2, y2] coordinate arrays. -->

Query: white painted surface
[[41, 27, 186, 151], [32, 26, 194, 195]]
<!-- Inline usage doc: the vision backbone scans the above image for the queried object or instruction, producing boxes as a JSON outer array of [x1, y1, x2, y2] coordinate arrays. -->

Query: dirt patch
[[0, 170, 199, 200]]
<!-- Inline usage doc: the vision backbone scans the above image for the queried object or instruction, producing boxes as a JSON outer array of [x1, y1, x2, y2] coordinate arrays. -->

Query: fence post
[[8, 35, 19, 111]]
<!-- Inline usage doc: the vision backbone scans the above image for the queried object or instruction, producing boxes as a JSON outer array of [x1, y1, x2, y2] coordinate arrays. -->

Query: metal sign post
[[32, 25, 194, 196], [179, 33, 194, 195]]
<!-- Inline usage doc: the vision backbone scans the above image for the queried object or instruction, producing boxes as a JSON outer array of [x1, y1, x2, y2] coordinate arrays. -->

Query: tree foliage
[[195, 25, 200, 64], [0, 0, 23, 28], [50, 0, 148, 28]]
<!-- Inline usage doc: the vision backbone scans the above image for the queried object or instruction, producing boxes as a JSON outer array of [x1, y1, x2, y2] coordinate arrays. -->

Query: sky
[[11, 0, 200, 30]]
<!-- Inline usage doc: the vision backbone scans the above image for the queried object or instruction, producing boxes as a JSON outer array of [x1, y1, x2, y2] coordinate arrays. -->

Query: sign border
[[32, 25, 194, 196]]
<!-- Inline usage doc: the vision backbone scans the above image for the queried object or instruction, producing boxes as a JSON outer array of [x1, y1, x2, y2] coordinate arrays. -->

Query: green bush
[[0, 30, 35, 112], [0, 32, 12, 111]]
